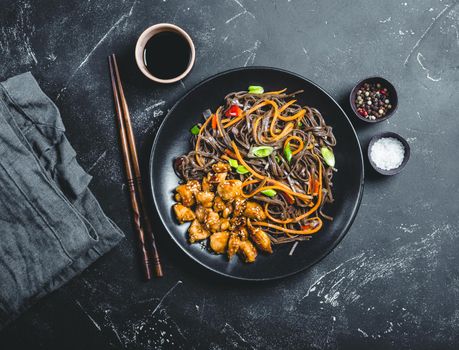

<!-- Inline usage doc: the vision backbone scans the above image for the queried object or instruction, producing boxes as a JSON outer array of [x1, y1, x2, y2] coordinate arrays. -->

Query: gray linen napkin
[[0, 72, 124, 329]]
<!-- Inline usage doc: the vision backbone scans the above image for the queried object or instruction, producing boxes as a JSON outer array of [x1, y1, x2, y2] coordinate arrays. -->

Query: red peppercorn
[[357, 108, 367, 116]]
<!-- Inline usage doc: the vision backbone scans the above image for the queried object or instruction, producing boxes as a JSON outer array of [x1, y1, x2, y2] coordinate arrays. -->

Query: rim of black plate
[[149, 66, 365, 281]]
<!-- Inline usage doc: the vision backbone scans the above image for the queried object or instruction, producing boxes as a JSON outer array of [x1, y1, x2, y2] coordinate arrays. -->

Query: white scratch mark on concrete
[[153, 110, 164, 118], [379, 16, 392, 23], [57, 0, 137, 100], [416, 52, 442, 81], [452, 24, 459, 45], [302, 47, 308, 56], [152, 280, 183, 315], [232, 40, 260, 66], [46, 53, 57, 61], [26, 44, 38, 64], [75, 300, 101, 331], [403, 4, 452, 65], [323, 291, 340, 307], [223, 35, 229, 43], [357, 328, 369, 337], [112, 326, 123, 346], [225, 0, 255, 24], [398, 223, 419, 233], [145, 100, 165, 112], [222, 323, 256, 349], [300, 253, 365, 301], [88, 150, 107, 172], [226, 11, 245, 24]]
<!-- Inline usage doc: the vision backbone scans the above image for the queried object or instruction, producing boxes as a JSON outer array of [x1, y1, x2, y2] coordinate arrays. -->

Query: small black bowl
[[349, 76, 398, 123], [367, 132, 410, 175]]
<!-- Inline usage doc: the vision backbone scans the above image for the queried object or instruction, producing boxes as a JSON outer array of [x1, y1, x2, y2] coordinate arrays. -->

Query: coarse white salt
[[370, 137, 405, 171]]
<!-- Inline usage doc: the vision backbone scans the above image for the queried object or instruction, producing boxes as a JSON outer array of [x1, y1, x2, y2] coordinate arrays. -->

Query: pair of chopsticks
[[108, 54, 163, 279]]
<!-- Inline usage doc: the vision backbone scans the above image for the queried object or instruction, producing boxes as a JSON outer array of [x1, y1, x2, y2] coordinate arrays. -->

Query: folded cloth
[[0, 72, 124, 329]]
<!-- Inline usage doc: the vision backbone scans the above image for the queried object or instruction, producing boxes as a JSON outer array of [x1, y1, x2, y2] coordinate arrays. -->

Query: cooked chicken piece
[[175, 185, 194, 207], [195, 191, 215, 208], [217, 180, 242, 201], [175, 180, 201, 207], [209, 231, 230, 254], [214, 196, 233, 220], [212, 162, 231, 173], [202, 176, 213, 192], [173, 204, 195, 223], [187, 180, 201, 192], [250, 227, 273, 253], [213, 196, 226, 212], [204, 209, 221, 233], [220, 218, 230, 231], [207, 172, 227, 184], [188, 219, 210, 243], [230, 216, 246, 231], [234, 226, 249, 241], [233, 197, 246, 217], [238, 240, 257, 263], [227, 233, 241, 260], [195, 205, 206, 223], [222, 206, 232, 218], [243, 202, 266, 221]]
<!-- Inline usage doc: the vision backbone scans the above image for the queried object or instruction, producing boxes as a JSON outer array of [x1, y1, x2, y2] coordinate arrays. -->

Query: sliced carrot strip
[[224, 100, 273, 129], [284, 136, 304, 155], [278, 99, 296, 113], [258, 157, 323, 224], [278, 109, 306, 122], [231, 141, 312, 202]]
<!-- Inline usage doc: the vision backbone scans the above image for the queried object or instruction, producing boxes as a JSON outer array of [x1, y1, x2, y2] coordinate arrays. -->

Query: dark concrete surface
[[1, 0, 458, 349]]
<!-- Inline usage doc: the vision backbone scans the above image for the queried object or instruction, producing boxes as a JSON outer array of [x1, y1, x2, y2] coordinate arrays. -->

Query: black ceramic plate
[[150, 67, 364, 281]]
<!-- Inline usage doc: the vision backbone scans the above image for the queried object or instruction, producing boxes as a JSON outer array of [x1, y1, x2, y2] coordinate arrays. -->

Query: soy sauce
[[143, 31, 191, 80]]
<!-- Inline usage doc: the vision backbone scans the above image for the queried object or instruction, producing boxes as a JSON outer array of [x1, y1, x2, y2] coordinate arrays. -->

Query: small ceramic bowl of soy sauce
[[135, 23, 195, 84], [349, 77, 398, 123]]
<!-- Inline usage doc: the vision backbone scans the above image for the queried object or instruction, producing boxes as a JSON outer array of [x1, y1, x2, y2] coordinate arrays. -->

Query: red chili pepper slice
[[225, 105, 242, 117], [211, 114, 217, 129], [313, 180, 320, 194]]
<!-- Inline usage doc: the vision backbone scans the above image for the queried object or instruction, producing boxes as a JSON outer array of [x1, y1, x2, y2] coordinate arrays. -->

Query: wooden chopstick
[[108, 54, 163, 279], [111, 54, 163, 278]]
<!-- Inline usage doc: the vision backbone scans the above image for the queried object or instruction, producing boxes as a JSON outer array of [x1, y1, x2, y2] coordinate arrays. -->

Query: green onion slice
[[320, 147, 335, 167], [248, 85, 264, 94], [190, 125, 200, 135], [228, 158, 238, 168], [249, 146, 274, 158], [261, 189, 277, 197], [236, 165, 249, 174], [284, 143, 293, 163]]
